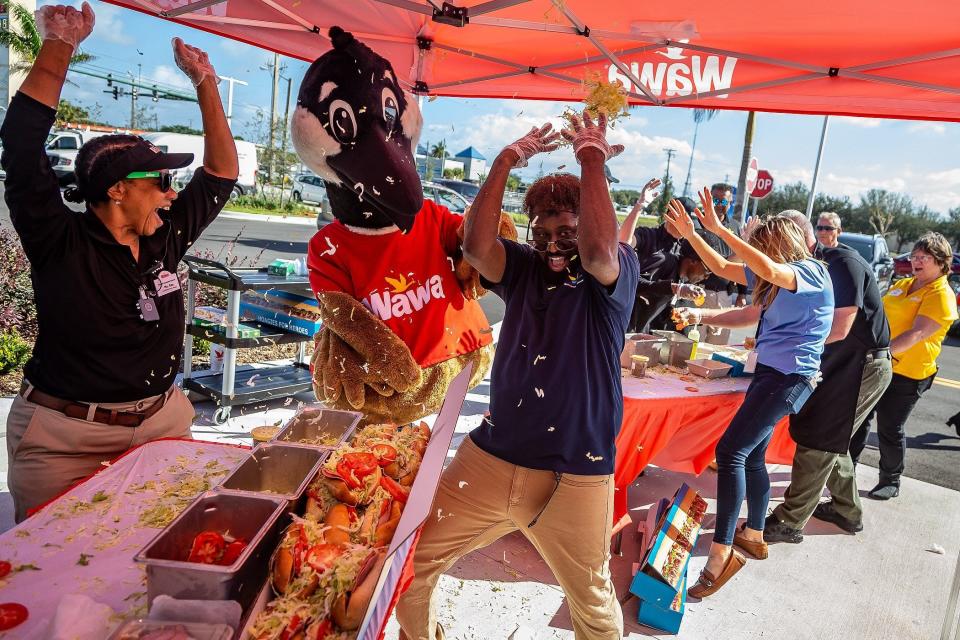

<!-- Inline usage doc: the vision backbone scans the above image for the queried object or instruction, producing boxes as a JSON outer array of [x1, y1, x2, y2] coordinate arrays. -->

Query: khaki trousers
[[6, 383, 195, 522], [396, 437, 623, 640], [774, 355, 892, 529]]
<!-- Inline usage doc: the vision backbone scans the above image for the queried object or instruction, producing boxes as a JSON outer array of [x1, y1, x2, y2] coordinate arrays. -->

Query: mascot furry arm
[[294, 27, 512, 424]]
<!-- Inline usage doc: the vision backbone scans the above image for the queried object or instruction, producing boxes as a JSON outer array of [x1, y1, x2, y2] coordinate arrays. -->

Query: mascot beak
[[332, 125, 423, 233]]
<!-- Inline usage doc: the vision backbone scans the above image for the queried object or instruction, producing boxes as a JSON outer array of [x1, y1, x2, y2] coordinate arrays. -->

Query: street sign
[[745, 157, 759, 193], [751, 169, 774, 199]]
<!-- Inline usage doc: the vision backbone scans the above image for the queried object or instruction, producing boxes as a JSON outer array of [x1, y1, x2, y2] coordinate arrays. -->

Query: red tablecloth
[[613, 388, 794, 532]]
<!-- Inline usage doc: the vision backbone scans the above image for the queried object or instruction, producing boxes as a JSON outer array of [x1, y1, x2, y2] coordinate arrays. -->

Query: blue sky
[[49, 0, 960, 213]]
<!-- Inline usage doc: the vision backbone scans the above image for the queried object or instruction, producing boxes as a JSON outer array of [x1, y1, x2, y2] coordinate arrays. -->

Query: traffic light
[[106, 73, 112, 87], [112, 86, 119, 100]]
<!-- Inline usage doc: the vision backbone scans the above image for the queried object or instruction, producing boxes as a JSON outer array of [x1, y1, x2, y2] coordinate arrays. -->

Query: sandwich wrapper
[[240, 364, 473, 639], [46, 594, 115, 640]]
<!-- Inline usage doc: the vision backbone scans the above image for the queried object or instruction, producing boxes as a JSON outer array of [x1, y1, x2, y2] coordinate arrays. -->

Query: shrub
[[0, 329, 31, 376], [0, 229, 37, 339]]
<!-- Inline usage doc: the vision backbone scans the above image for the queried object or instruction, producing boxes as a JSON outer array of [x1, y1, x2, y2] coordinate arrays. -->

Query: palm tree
[[681, 108, 718, 197], [0, 3, 94, 76], [733, 110, 757, 225], [429, 139, 448, 159]]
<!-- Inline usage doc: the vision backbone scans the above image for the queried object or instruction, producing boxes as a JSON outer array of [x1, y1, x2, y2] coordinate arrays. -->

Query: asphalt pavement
[[2, 187, 959, 492]]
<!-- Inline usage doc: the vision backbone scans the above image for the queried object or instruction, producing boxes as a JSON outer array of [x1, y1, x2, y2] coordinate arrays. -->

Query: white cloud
[[907, 121, 947, 135], [834, 116, 883, 129], [148, 64, 193, 91]]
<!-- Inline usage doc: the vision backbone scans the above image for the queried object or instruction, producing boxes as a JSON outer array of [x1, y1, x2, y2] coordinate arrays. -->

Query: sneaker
[[867, 483, 899, 500], [763, 513, 803, 544], [812, 501, 863, 533]]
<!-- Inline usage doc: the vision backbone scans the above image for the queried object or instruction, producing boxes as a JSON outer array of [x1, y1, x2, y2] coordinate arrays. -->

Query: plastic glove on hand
[[172, 37, 219, 88], [503, 124, 562, 168], [560, 110, 625, 163], [35, 2, 94, 50]]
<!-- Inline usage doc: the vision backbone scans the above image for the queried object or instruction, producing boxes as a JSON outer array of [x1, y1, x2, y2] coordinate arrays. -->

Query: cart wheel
[[213, 407, 231, 425]]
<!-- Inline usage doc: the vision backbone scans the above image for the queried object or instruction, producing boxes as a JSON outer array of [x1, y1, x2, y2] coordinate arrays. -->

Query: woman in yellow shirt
[[850, 232, 958, 499]]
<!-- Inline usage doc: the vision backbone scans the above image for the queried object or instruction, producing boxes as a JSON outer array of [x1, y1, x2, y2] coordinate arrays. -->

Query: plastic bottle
[[688, 326, 701, 361]]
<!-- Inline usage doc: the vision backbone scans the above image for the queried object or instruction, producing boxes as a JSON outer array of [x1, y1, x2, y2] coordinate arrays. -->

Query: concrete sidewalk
[[2, 370, 958, 639]]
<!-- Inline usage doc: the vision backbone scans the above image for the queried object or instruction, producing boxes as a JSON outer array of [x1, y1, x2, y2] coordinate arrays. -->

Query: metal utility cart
[[181, 256, 315, 425]]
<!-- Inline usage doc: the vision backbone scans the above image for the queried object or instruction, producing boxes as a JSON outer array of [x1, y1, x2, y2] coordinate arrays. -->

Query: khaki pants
[[396, 437, 623, 640], [774, 355, 893, 529], [6, 383, 195, 522]]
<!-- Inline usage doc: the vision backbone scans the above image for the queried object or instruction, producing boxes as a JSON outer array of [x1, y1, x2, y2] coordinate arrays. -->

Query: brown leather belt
[[20, 382, 167, 427]]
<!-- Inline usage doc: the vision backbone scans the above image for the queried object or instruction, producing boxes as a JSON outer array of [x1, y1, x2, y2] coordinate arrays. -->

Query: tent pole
[[805, 115, 830, 220]]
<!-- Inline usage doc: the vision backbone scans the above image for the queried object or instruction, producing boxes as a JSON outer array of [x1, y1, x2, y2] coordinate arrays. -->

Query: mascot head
[[292, 27, 424, 232]]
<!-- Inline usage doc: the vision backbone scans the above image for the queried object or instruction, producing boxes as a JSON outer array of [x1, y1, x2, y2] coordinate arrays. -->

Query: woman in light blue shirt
[[664, 192, 834, 599]]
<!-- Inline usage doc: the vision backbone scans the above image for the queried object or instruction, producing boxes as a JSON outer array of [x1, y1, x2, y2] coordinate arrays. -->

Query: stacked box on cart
[[629, 483, 707, 634], [239, 290, 322, 336]]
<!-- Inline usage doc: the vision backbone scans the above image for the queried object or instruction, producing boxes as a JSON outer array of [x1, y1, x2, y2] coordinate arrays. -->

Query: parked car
[[838, 232, 894, 294], [423, 181, 470, 214], [142, 132, 258, 198], [893, 252, 960, 281], [433, 178, 480, 203], [313, 179, 470, 230]]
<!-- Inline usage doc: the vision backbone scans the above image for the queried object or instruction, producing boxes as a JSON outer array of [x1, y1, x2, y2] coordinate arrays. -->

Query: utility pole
[[218, 75, 248, 129], [267, 53, 280, 182], [279, 75, 293, 205], [663, 148, 677, 184]]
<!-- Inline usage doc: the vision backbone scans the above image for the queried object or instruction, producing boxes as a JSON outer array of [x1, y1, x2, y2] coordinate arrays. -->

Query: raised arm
[[676, 304, 761, 329], [618, 177, 661, 246], [561, 111, 625, 286], [463, 124, 560, 283], [172, 38, 238, 180], [694, 187, 799, 292], [663, 199, 747, 285]]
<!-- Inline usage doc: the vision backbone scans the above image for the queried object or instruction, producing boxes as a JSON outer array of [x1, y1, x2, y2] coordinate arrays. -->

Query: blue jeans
[[714, 363, 814, 545]]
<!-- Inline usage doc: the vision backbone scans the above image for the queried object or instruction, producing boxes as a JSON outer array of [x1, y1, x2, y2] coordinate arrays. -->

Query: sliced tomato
[[336, 452, 379, 490], [218, 539, 248, 566], [278, 614, 303, 640], [370, 442, 398, 467], [0, 561, 11, 579], [380, 475, 409, 504], [0, 603, 28, 631], [305, 543, 342, 573], [188, 531, 226, 564], [308, 619, 334, 639]]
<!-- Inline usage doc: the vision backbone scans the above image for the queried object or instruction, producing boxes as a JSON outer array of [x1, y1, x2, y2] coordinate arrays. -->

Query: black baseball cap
[[85, 137, 193, 199]]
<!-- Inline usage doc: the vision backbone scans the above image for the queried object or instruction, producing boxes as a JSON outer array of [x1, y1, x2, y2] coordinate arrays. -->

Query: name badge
[[154, 270, 181, 297], [889, 289, 903, 297], [138, 288, 160, 322]]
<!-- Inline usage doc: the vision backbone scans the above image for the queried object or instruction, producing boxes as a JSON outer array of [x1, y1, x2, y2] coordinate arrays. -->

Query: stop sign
[[751, 169, 774, 199], [745, 157, 759, 193]]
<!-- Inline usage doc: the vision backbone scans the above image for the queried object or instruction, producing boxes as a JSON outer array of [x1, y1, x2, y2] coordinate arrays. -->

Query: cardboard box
[[637, 574, 687, 634], [191, 317, 262, 339], [239, 290, 322, 336]]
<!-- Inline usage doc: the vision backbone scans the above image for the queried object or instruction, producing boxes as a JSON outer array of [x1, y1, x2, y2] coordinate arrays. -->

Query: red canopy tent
[[102, 0, 960, 121]]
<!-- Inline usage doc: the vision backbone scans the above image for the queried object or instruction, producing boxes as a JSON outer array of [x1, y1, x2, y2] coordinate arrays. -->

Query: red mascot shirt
[[308, 200, 493, 368]]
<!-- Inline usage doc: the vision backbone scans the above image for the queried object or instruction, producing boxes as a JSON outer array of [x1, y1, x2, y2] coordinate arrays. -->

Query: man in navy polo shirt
[[396, 113, 639, 640]]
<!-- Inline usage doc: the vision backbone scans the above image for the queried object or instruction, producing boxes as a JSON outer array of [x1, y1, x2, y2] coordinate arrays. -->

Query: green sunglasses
[[126, 170, 173, 192]]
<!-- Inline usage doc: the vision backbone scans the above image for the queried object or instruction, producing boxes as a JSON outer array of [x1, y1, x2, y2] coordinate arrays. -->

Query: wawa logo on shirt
[[363, 272, 446, 321]]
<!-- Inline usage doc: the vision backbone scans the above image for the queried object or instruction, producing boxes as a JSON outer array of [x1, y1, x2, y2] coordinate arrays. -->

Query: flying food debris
[[586, 452, 604, 462], [458, 481, 469, 489], [339, 357, 346, 374], [428, 95, 438, 102], [320, 237, 337, 257], [547, 426, 555, 432], [437, 508, 453, 521], [371, 185, 381, 196], [353, 182, 365, 200], [534, 388, 544, 398], [385, 176, 395, 184], [517, 398, 523, 408], [358, 106, 367, 113], [283, 397, 293, 406], [447, 257, 455, 271], [547, 286, 557, 290], [533, 355, 546, 365], [149, 370, 155, 377], [928, 544, 946, 555], [246, 374, 260, 387], [558, 165, 566, 170]]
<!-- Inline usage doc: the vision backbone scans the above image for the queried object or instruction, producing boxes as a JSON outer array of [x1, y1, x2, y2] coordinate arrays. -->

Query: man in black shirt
[[764, 211, 892, 543], [3, 3, 238, 521]]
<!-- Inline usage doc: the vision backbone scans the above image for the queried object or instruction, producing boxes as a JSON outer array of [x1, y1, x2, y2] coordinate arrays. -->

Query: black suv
[[838, 232, 894, 294]]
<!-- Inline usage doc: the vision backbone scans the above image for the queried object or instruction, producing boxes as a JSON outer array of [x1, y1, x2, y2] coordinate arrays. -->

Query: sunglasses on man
[[712, 198, 730, 207], [126, 170, 174, 192], [816, 225, 837, 231]]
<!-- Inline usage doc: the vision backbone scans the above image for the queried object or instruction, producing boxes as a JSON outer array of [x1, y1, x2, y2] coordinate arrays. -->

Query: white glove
[[35, 2, 94, 50], [675, 283, 706, 302], [639, 177, 662, 207], [561, 110, 625, 163], [503, 124, 562, 168], [172, 37, 219, 88]]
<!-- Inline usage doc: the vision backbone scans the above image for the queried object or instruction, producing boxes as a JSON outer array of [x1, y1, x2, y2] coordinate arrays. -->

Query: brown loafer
[[734, 524, 768, 560], [688, 549, 746, 599]]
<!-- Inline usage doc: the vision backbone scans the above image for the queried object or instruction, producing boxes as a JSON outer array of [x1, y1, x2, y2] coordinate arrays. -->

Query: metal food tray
[[620, 333, 665, 369], [273, 407, 363, 450], [135, 491, 287, 610], [686, 358, 733, 379], [218, 443, 326, 512], [652, 330, 696, 367]]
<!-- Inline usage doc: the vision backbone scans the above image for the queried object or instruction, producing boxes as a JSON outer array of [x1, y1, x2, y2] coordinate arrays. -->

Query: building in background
[[0, 0, 36, 117], [453, 146, 486, 181]]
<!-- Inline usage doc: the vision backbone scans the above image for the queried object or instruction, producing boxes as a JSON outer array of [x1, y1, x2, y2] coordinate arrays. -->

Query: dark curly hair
[[522, 173, 581, 220], [63, 134, 142, 204]]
